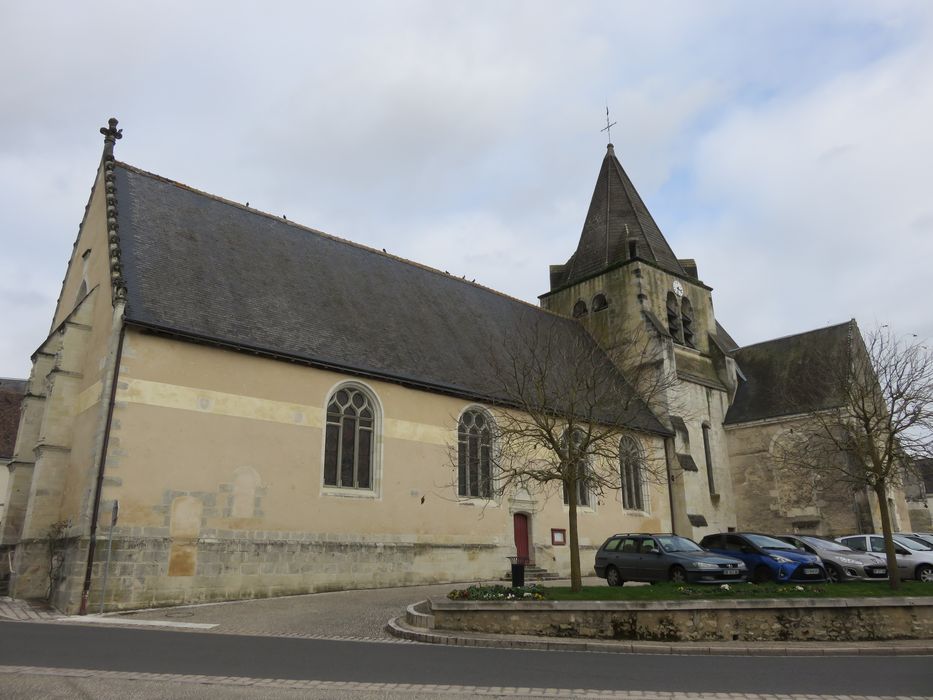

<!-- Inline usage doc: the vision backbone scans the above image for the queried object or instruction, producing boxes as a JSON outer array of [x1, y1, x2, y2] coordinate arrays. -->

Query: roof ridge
[[736, 320, 853, 351], [114, 161, 568, 320]]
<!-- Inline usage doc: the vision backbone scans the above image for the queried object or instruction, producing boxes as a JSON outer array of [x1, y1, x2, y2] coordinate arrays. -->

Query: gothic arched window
[[458, 409, 493, 498], [681, 297, 696, 349], [324, 385, 377, 489], [620, 435, 647, 511], [572, 299, 588, 318], [592, 293, 609, 312], [666, 292, 683, 344]]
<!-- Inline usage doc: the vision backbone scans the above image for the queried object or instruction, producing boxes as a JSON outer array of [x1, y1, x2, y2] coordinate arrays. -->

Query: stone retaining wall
[[430, 597, 933, 642]]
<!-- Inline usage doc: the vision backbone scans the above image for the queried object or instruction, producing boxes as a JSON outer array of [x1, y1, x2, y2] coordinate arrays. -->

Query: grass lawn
[[542, 581, 933, 601]]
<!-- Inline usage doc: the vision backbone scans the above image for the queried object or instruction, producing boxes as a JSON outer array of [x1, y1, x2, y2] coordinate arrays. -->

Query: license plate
[[722, 569, 741, 575], [803, 567, 819, 575], [873, 568, 887, 575]]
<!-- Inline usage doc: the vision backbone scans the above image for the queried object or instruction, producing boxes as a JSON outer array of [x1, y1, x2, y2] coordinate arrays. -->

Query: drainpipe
[[664, 436, 678, 535], [79, 316, 125, 615]]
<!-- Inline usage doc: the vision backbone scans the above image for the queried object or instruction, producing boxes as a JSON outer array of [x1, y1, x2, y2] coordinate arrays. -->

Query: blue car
[[699, 533, 827, 583]]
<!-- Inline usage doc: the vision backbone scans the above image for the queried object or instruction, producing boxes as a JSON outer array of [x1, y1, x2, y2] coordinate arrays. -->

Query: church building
[[0, 120, 916, 613]]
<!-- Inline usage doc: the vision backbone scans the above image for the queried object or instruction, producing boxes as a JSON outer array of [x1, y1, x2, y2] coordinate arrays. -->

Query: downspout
[[79, 313, 125, 614], [664, 436, 678, 535]]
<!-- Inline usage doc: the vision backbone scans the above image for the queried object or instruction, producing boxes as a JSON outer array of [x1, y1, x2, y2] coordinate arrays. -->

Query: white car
[[837, 534, 933, 582]]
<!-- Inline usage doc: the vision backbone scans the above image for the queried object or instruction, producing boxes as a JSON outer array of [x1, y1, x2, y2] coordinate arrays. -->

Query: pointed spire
[[551, 144, 685, 291]]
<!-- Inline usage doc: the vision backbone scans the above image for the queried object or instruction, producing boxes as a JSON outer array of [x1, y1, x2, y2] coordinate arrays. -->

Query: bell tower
[[540, 142, 739, 538]]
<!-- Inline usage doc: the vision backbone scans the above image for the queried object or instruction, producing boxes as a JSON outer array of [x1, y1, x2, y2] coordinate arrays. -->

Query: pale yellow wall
[[99, 330, 671, 562]]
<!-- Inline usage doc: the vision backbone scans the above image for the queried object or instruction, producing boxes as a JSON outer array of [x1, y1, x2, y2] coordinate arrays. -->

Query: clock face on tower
[[672, 280, 684, 297]]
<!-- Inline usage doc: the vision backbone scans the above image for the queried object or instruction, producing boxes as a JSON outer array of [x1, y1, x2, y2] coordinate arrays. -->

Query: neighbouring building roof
[[112, 163, 668, 435], [0, 378, 27, 460], [724, 321, 853, 426], [548, 143, 686, 291]]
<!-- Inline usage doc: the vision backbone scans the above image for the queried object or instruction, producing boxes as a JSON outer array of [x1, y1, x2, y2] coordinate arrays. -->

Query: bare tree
[[462, 314, 676, 592], [772, 324, 933, 590]]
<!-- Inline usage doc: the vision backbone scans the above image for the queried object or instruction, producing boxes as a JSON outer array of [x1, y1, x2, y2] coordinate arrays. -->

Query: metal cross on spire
[[601, 106, 617, 145]]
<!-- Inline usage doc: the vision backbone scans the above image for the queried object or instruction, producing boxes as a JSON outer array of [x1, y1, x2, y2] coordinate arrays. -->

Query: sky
[[1, 1, 932, 378]]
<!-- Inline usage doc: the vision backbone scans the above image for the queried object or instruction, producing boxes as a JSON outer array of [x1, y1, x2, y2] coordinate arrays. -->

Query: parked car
[[837, 534, 933, 582], [775, 534, 887, 583], [699, 532, 827, 583], [594, 533, 747, 585], [901, 533, 933, 548]]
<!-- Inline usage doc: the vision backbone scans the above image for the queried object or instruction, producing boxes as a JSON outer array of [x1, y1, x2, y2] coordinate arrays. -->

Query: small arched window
[[561, 429, 590, 507], [620, 435, 647, 511], [666, 292, 683, 343], [458, 409, 493, 498], [572, 299, 588, 318], [324, 385, 377, 489], [592, 293, 608, 312], [681, 297, 696, 349]]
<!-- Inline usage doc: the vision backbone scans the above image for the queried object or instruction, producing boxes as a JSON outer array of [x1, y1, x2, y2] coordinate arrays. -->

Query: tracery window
[[458, 409, 493, 498], [666, 292, 683, 343], [681, 297, 696, 349], [620, 435, 647, 511], [562, 429, 590, 507], [324, 385, 376, 489]]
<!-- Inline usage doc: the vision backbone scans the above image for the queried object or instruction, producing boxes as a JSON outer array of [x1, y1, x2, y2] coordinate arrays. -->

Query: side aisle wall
[[54, 331, 671, 612]]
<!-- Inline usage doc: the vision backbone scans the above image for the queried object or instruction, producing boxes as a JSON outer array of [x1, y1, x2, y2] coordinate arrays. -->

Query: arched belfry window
[[681, 297, 696, 349], [562, 429, 590, 507], [458, 409, 493, 498], [324, 385, 376, 489], [592, 293, 609, 312], [620, 435, 647, 512], [572, 299, 588, 318], [666, 292, 683, 343]]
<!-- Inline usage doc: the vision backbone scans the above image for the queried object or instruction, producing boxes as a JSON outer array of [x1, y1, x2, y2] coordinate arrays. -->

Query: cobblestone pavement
[[2, 666, 927, 700]]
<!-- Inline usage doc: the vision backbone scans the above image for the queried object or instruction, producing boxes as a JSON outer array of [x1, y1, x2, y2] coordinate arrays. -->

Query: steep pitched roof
[[113, 163, 668, 435], [550, 144, 685, 290], [0, 378, 27, 460], [724, 322, 853, 425]]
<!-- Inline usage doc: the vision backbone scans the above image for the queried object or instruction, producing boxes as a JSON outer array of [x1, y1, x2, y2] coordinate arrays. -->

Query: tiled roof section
[[724, 322, 853, 425], [551, 145, 685, 290], [713, 321, 740, 353], [0, 378, 27, 460], [114, 164, 667, 435]]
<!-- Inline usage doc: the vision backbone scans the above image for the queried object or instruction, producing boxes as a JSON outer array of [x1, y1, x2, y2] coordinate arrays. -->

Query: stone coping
[[430, 595, 933, 611]]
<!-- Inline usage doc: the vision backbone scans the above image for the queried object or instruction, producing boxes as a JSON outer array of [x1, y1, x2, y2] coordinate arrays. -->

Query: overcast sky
[[2, 1, 931, 378]]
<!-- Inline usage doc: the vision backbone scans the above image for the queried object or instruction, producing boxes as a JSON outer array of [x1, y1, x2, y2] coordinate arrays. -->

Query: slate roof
[[113, 163, 668, 435], [549, 144, 685, 290], [0, 378, 27, 460], [724, 322, 853, 425]]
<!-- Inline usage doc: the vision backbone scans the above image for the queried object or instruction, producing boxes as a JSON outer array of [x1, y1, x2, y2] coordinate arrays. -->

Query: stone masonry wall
[[431, 598, 933, 642]]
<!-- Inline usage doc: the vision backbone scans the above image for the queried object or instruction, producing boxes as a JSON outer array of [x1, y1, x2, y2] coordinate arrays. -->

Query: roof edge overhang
[[540, 256, 712, 300], [123, 319, 674, 438]]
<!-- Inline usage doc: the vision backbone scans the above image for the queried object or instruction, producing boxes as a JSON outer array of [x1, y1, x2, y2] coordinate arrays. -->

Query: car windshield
[[799, 536, 849, 552], [746, 534, 797, 550], [894, 535, 933, 551], [656, 536, 703, 553]]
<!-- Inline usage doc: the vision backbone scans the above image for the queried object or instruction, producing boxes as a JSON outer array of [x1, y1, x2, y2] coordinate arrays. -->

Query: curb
[[386, 602, 933, 657]]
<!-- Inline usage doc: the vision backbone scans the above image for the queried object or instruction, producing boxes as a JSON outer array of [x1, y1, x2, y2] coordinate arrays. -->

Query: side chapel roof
[[549, 144, 686, 290], [724, 321, 854, 425], [111, 162, 668, 435]]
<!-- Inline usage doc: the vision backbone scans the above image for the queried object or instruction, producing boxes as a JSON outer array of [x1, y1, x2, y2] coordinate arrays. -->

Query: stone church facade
[[1, 121, 916, 613]]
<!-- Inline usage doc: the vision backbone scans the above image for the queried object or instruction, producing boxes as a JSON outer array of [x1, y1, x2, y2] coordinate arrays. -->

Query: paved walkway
[[0, 596, 60, 622]]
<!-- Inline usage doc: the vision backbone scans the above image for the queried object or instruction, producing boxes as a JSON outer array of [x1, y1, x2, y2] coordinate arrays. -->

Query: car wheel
[[916, 564, 933, 583], [752, 565, 773, 584], [826, 563, 843, 583], [669, 565, 688, 584], [606, 566, 624, 587]]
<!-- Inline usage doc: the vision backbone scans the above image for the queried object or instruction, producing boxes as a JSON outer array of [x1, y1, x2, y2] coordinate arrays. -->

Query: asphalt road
[[1, 620, 930, 696]]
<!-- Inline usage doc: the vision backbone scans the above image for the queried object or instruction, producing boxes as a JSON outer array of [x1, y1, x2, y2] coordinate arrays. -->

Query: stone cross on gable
[[100, 118, 122, 145]]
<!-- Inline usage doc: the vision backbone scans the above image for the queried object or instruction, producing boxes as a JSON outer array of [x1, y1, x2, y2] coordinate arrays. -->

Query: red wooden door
[[513, 513, 530, 563]]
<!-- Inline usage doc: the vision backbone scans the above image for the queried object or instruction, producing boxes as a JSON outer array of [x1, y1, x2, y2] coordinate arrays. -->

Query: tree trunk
[[567, 490, 582, 592], [874, 483, 900, 591]]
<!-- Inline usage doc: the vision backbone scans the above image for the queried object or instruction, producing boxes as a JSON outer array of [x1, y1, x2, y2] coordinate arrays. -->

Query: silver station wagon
[[594, 533, 747, 585]]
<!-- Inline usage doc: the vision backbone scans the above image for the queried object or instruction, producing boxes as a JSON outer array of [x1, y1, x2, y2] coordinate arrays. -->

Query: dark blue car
[[699, 533, 827, 583]]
